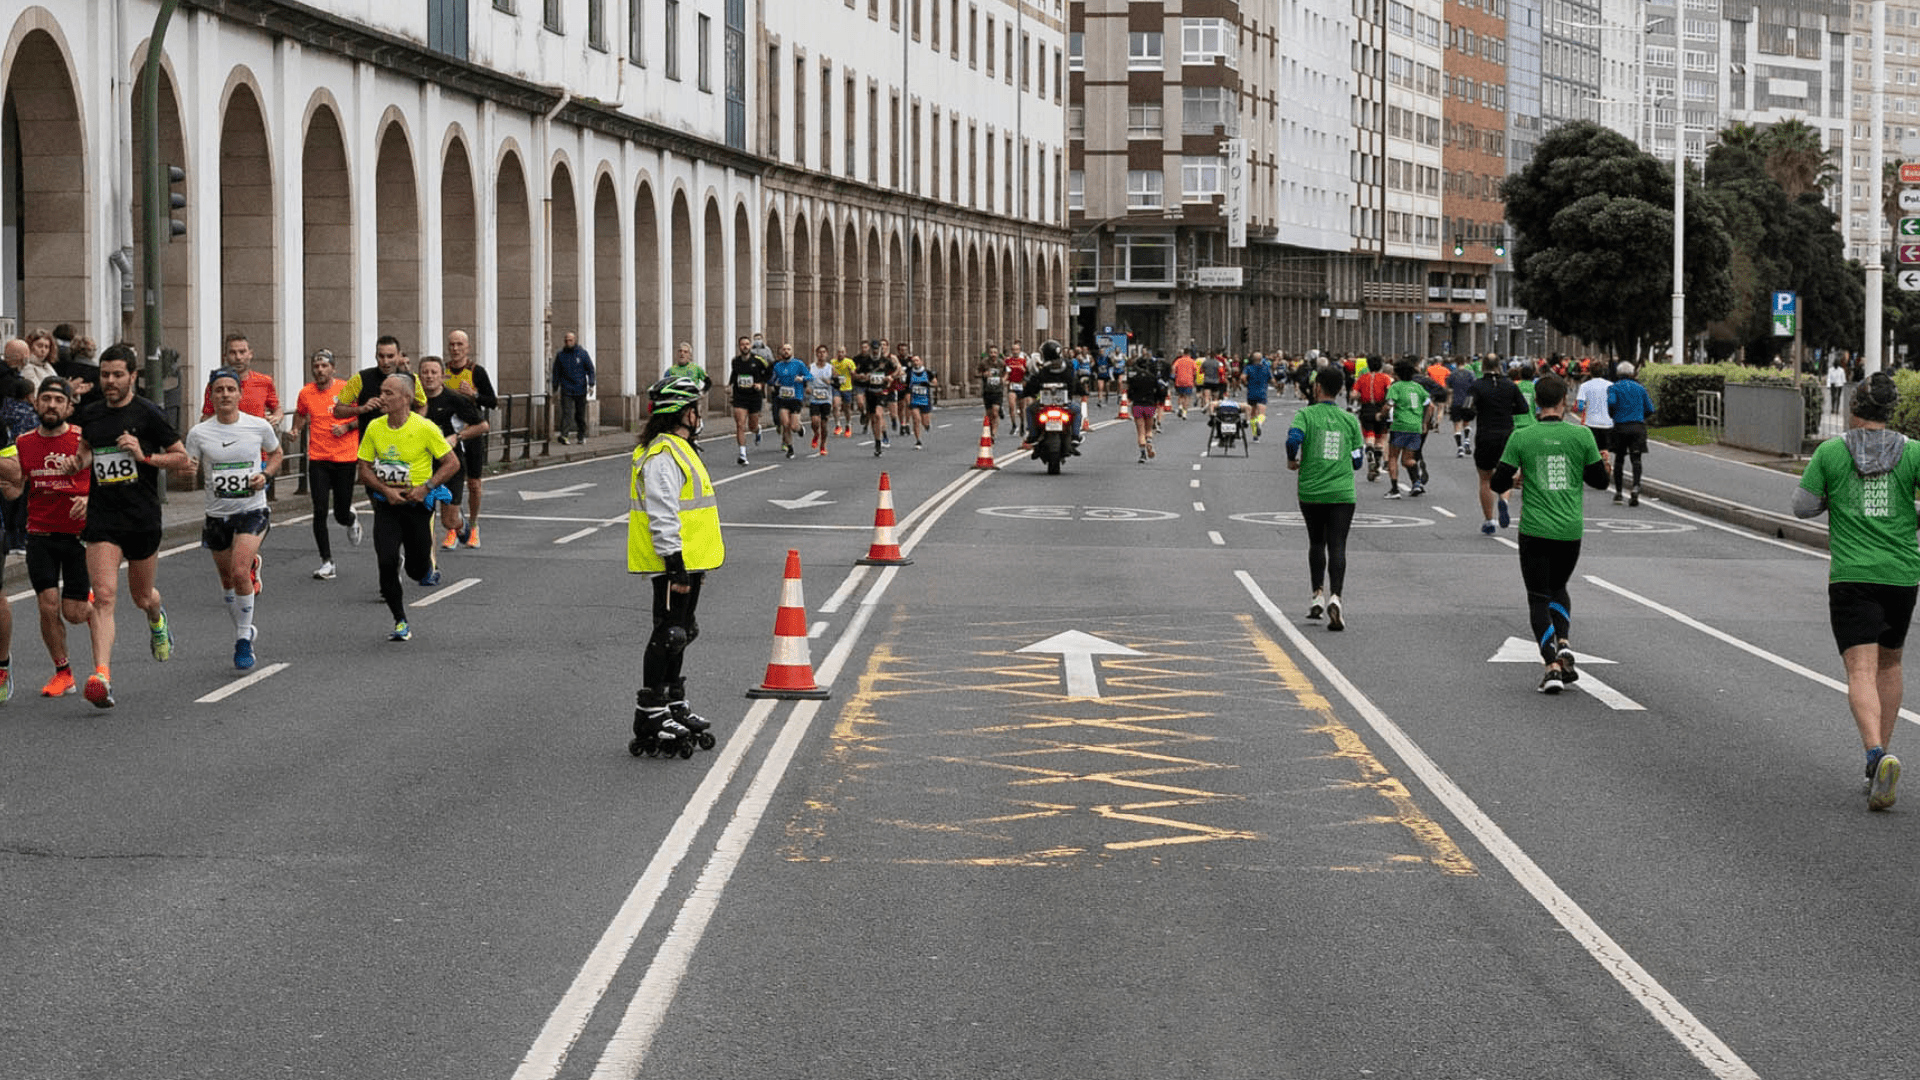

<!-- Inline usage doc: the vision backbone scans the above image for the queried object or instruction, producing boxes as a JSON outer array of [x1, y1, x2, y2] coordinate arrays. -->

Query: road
[[2, 399, 1914, 1079]]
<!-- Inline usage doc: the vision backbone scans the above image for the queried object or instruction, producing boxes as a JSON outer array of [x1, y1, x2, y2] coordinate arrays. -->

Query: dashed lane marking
[[195, 662, 291, 703], [412, 577, 482, 607], [1208, 531, 1225, 546]]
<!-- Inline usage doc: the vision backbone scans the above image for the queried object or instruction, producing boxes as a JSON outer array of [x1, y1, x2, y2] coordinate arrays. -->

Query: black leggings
[[1517, 534, 1582, 660], [309, 460, 357, 559], [373, 501, 434, 621], [1300, 501, 1356, 596], [645, 572, 704, 695]]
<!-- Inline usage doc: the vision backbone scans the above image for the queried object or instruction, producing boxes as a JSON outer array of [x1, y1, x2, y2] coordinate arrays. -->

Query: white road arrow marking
[[1488, 635, 1643, 710], [1017, 630, 1145, 699], [768, 489, 834, 510], [519, 482, 597, 502]]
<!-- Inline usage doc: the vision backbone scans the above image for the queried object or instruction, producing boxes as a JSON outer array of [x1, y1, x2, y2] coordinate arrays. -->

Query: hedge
[[1635, 363, 1822, 435]]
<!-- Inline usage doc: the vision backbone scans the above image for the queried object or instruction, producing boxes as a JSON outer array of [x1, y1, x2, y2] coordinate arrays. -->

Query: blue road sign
[[1773, 291, 1797, 316]]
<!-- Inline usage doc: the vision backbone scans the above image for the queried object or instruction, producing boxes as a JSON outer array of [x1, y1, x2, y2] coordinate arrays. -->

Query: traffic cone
[[970, 418, 999, 470], [856, 472, 913, 565], [746, 549, 831, 699]]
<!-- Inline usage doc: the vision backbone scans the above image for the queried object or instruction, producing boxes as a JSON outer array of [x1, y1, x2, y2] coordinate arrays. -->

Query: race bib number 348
[[93, 447, 137, 484]]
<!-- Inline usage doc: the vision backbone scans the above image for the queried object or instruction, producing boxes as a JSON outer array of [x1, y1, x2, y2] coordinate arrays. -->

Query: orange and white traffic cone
[[746, 549, 831, 699], [856, 472, 913, 565], [970, 418, 999, 470]]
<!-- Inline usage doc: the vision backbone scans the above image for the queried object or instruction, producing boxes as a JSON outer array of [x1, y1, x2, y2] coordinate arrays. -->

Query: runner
[[1461, 360, 1527, 535], [77, 348, 186, 707], [1606, 361, 1654, 506], [0, 395, 23, 702], [854, 341, 897, 457], [628, 374, 725, 749], [769, 343, 808, 459], [1382, 358, 1433, 499], [1127, 355, 1166, 462], [1793, 372, 1916, 810], [418, 357, 489, 548], [664, 340, 712, 392], [292, 349, 363, 579], [1241, 352, 1273, 440], [332, 335, 427, 425], [1004, 345, 1030, 435], [1170, 351, 1198, 419], [1488, 374, 1611, 693], [1199, 351, 1227, 411], [1447, 357, 1477, 456], [1352, 361, 1394, 481], [8, 378, 95, 699], [1288, 366, 1365, 631], [444, 329, 497, 548], [978, 347, 1008, 434], [357, 373, 460, 642], [183, 368, 284, 671], [905, 354, 938, 448], [831, 346, 858, 437], [1572, 364, 1614, 465], [727, 336, 770, 466], [199, 333, 283, 425], [806, 346, 836, 455]]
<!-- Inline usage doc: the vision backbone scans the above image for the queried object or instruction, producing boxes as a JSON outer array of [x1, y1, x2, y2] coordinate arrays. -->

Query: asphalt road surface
[[3, 400, 1914, 1079]]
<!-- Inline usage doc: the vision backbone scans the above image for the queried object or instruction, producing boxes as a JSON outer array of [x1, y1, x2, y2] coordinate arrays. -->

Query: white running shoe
[[313, 561, 337, 580]]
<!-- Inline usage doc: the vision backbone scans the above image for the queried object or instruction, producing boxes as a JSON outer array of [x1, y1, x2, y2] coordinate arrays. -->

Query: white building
[[0, 0, 1064, 426]]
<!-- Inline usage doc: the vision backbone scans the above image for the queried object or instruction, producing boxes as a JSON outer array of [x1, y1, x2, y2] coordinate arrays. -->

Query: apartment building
[[1437, 0, 1510, 355], [1845, 0, 1920, 261]]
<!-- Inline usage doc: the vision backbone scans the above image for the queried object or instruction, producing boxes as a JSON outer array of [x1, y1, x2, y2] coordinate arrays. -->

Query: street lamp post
[[1672, 106, 1685, 364], [1867, 0, 1887, 375]]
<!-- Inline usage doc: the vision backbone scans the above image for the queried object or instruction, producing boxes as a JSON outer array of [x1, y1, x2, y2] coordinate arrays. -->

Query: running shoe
[[1138, 449, 1147, 464], [82, 671, 113, 708], [1613, 491, 1625, 504], [418, 568, 441, 587], [1326, 595, 1345, 632], [441, 528, 459, 550], [313, 561, 337, 580], [1628, 487, 1641, 508], [1555, 639, 1578, 684], [0, 667, 11, 706], [1456, 446, 1466, 458], [463, 526, 480, 549], [881, 433, 891, 448], [1146, 442, 1155, 459], [234, 636, 255, 672], [390, 620, 412, 642], [914, 439, 923, 449], [1537, 667, 1566, 694], [41, 669, 74, 697], [1408, 484, 1425, 497], [737, 449, 749, 466], [149, 609, 174, 662], [1307, 593, 1325, 620], [457, 522, 473, 546], [1383, 487, 1402, 499], [250, 554, 263, 595], [1498, 499, 1511, 528], [349, 514, 364, 547], [785, 442, 795, 460], [1869, 752, 1901, 811], [873, 441, 883, 457], [1481, 520, 1497, 536], [754, 428, 762, 444]]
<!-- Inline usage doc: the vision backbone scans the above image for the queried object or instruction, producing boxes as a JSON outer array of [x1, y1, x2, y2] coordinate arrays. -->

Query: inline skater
[[1127, 355, 1166, 462], [1794, 373, 1917, 809], [1489, 374, 1610, 693], [1289, 366, 1365, 631], [906, 354, 937, 448], [78, 349, 186, 707], [183, 368, 283, 670], [728, 336, 770, 466], [628, 375, 725, 753], [770, 343, 809, 460], [357, 373, 460, 642]]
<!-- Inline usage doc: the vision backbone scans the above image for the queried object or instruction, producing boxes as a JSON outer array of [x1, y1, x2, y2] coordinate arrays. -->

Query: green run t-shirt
[[1513, 380, 1538, 428], [1289, 402, 1364, 505], [1386, 380, 1430, 434], [1800, 436, 1920, 585], [1498, 417, 1601, 541]]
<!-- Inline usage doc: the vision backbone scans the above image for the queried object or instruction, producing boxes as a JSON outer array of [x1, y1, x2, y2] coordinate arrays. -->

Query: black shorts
[[1612, 422, 1649, 456], [460, 436, 489, 478], [202, 507, 272, 552], [1473, 432, 1512, 472], [1357, 405, 1388, 436], [730, 392, 764, 413], [26, 532, 89, 600], [982, 394, 1004, 408], [1203, 381, 1226, 396], [79, 523, 164, 562], [862, 391, 888, 413], [1829, 581, 1920, 653], [773, 396, 804, 414], [808, 401, 833, 418]]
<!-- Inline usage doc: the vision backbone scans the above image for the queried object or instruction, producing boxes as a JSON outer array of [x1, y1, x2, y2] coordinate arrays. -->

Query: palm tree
[[1759, 118, 1836, 198], [1885, 159, 1908, 230], [1713, 121, 1765, 156]]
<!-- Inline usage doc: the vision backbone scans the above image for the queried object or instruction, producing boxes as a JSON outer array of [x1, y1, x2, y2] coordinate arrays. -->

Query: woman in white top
[[183, 368, 283, 671]]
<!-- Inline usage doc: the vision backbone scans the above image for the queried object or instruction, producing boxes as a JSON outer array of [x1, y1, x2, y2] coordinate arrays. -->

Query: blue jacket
[[553, 345, 596, 396], [1607, 378, 1654, 424]]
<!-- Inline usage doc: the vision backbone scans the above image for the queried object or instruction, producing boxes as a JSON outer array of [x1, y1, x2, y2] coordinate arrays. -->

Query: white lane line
[[711, 465, 781, 485], [589, 699, 820, 1079], [1570, 670, 1642, 710], [553, 527, 601, 545], [1433, 506, 1457, 519], [816, 564, 870, 615], [509, 700, 776, 1080], [1193, 501, 1207, 512], [1192, 463, 1202, 471], [1584, 573, 1920, 726], [1494, 535, 1519, 550], [1190, 479, 1201, 488], [412, 577, 481, 607], [194, 662, 291, 703], [1646, 499, 1829, 559], [1208, 530, 1225, 546], [807, 621, 827, 639], [719, 522, 869, 531], [1237, 571, 1761, 1080], [473, 512, 610, 524]]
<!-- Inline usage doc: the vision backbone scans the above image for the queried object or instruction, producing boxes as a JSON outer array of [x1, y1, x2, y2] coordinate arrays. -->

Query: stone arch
[[591, 170, 624, 404], [548, 159, 579, 348], [634, 179, 661, 382], [733, 201, 753, 343], [669, 187, 694, 365], [1000, 245, 1017, 350], [373, 117, 421, 352], [790, 215, 812, 353], [840, 220, 861, 350], [440, 130, 478, 353], [219, 80, 276, 370], [981, 241, 1001, 350], [3, 26, 89, 335], [131, 57, 190, 357], [764, 208, 788, 348], [496, 149, 533, 390], [703, 196, 725, 365]]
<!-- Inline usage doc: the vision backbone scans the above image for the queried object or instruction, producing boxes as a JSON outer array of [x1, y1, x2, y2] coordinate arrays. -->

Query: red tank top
[[16, 427, 90, 535]]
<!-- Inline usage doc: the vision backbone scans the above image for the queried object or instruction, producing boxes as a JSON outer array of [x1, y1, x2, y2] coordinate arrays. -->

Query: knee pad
[[683, 619, 700, 648], [650, 622, 690, 655]]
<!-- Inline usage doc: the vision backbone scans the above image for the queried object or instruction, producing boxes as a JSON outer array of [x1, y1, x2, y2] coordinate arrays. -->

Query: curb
[[1640, 476, 1828, 550]]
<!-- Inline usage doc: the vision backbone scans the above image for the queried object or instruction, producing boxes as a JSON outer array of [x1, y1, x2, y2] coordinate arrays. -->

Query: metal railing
[[1695, 389, 1722, 442], [494, 392, 556, 464]]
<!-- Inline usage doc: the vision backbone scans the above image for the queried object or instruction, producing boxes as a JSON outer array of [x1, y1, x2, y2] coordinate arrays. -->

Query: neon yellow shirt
[[357, 412, 451, 488]]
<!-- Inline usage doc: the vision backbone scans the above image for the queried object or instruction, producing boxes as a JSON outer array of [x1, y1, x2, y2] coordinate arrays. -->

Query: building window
[[589, 0, 607, 49], [1116, 234, 1173, 284], [1004, 132, 1014, 208], [1021, 31, 1031, 90], [1182, 156, 1224, 200], [970, 6, 979, 68], [1069, 31, 1084, 69], [822, 64, 834, 168], [968, 124, 978, 207], [985, 131, 995, 209], [794, 57, 807, 165], [1068, 105, 1085, 138], [1128, 32, 1163, 69], [544, 0, 562, 32], [1127, 102, 1163, 138], [846, 75, 858, 177], [986, 16, 996, 76], [932, 0, 940, 49], [1181, 18, 1236, 65], [930, 111, 941, 198], [1068, 169, 1084, 211], [1182, 86, 1234, 133], [698, 13, 712, 91], [891, 93, 902, 188], [869, 85, 881, 182], [430, 0, 470, 58], [494, 0, 514, 11], [629, 0, 646, 64], [1126, 169, 1165, 209], [768, 45, 782, 157], [665, 0, 681, 79]]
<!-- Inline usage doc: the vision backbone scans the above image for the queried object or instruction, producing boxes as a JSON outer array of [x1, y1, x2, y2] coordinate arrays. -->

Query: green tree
[[1758, 117, 1837, 198], [1502, 121, 1735, 362]]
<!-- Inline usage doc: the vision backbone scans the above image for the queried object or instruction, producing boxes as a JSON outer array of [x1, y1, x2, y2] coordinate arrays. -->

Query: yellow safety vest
[[628, 433, 724, 573]]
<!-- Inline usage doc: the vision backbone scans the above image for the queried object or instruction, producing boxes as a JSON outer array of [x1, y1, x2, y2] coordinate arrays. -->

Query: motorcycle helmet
[[647, 374, 705, 414], [1040, 339, 1067, 372]]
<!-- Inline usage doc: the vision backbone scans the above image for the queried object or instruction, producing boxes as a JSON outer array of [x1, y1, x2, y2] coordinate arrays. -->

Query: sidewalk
[[1638, 433, 1827, 548]]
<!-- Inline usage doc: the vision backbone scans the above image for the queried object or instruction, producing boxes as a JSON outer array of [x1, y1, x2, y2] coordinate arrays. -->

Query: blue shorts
[[1175, 386, 1194, 398], [836, 389, 855, 404], [1388, 431, 1425, 451], [1246, 393, 1268, 405]]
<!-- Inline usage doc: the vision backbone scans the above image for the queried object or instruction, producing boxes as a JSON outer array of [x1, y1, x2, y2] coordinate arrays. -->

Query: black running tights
[[1517, 534, 1581, 660], [1300, 501, 1356, 596], [309, 460, 358, 560], [373, 501, 434, 621]]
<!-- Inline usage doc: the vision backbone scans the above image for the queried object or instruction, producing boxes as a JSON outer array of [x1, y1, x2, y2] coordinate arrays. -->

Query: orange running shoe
[[41, 668, 75, 697], [441, 528, 459, 550], [463, 525, 480, 549], [83, 669, 114, 709]]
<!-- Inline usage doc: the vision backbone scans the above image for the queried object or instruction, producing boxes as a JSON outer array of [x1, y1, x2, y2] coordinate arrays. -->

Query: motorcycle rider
[[1021, 341, 1082, 456]]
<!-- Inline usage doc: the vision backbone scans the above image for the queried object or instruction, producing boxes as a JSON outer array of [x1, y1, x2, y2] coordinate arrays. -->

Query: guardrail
[[494, 392, 555, 464], [1695, 389, 1722, 442]]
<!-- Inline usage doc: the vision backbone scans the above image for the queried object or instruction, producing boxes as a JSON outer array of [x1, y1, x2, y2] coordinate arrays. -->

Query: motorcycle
[[1032, 403, 1076, 474]]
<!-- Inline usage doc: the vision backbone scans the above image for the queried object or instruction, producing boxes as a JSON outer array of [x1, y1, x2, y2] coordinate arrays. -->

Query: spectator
[[20, 329, 57, 388], [551, 331, 595, 444]]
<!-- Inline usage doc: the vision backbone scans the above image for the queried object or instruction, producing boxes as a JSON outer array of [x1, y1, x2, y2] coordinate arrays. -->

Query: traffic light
[[166, 164, 186, 240], [1452, 236, 1465, 257]]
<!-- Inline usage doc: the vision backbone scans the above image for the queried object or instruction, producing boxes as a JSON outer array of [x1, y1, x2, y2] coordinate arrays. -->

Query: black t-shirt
[[77, 397, 180, 532], [728, 354, 772, 398], [1465, 377, 1525, 438], [853, 354, 895, 392], [423, 390, 484, 462]]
